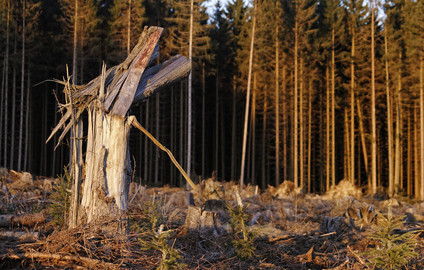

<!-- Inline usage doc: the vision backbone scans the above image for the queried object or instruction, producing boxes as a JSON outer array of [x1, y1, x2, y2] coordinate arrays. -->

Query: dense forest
[[0, 0, 423, 199]]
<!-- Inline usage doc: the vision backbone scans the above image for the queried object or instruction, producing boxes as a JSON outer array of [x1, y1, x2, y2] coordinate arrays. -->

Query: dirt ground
[[1, 169, 424, 269]]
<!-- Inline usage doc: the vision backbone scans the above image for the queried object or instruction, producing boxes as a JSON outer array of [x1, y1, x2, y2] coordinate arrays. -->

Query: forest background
[[0, 0, 423, 199]]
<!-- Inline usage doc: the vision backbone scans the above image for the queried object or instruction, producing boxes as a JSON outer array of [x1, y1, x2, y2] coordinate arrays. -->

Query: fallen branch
[[0, 231, 39, 240], [4, 252, 120, 269], [130, 116, 197, 191], [0, 212, 45, 227]]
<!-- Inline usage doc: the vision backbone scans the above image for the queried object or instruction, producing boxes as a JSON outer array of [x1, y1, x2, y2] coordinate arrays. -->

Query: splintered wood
[[45, 26, 191, 230]]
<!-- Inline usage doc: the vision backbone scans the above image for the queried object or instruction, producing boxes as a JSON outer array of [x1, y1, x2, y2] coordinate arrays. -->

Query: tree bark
[[371, 0, 377, 193], [384, 26, 394, 194], [240, 5, 255, 187], [18, 0, 26, 171]]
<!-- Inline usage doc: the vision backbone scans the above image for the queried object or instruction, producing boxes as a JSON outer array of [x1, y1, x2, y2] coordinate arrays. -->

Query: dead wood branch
[[4, 252, 120, 269], [0, 212, 45, 227], [130, 116, 197, 191]]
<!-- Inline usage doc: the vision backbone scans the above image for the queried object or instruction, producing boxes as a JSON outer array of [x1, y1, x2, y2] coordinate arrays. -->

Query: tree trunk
[[294, 21, 299, 188], [326, 67, 330, 191], [275, 21, 280, 186], [385, 26, 394, 194], [240, 5, 256, 187], [300, 57, 304, 188], [1, 2, 9, 167], [331, 28, 336, 187], [10, 26, 17, 169], [78, 108, 132, 232], [231, 75, 236, 181], [356, 98, 369, 181], [73, 0, 78, 84], [282, 61, 287, 181], [202, 64, 206, 178], [251, 73, 256, 184], [127, 0, 131, 55], [370, 0, 377, 193], [18, 0, 26, 172], [24, 65, 30, 171], [187, 0, 193, 182], [420, 56, 424, 200], [307, 82, 312, 192], [350, 30, 355, 184]]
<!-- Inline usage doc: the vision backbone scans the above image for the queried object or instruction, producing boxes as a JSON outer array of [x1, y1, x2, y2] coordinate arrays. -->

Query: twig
[[4, 252, 120, 269], [347, 244, 368, 268]]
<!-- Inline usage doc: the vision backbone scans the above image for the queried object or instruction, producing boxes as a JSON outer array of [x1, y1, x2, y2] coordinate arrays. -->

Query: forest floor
[[1, 168, 424, 269]]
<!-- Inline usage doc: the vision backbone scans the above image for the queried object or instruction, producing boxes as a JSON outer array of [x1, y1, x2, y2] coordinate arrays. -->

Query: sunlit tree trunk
[[251, 72, 256, 184], [293, 20, 299, 188], [384, 26, 394, 194], [187, 0, 193, 182], [370, 0, 377, 193], [240, 5, 255, 187]]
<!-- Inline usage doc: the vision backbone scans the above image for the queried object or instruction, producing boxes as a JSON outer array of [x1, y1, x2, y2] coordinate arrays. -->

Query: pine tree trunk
[[18, 0, 26, 171], [294, 21, 299, 188], [73, 0, 78, 84], [300, 57, 304, 188], [202, 64, 206, 179], [371, 0, 377, 193], [231, 75, 236, 181], [215, 69, 219, 176], [282, 61, 287, 181], [275, 22, 280, 186], [1, 3, 8, 167], [326, 67, 330, 191], [24, 66, 30, 171], [187, 0, 193, 182], [356, 98, 369, 181], [144, 99, 149, 183], [251, 73, 256, 184], [154, 94, 159, 185], [240, 6, 256, 187], [307, 82, 312, 192], [420, 56, 424, 200], [385, 26, 394, 194], [127, 0, 131, 55], [10, 26, 17, 169], [262, 97, 267, 187], [331, 28, 336, 187], [350, 32, 355, 184]]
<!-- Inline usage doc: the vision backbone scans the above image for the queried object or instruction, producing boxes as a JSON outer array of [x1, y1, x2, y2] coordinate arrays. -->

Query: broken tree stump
[[47, 26, 191, 233]]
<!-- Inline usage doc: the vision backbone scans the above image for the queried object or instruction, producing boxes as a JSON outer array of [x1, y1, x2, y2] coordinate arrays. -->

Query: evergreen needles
[[227, 203, 257, 259], [135, 198, 185, 270], [365, 207, 420, 270], [48, 168, 71, 227]]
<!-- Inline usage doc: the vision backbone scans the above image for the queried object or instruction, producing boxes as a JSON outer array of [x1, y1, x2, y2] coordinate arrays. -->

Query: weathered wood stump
[[47, 26, 191, 233]]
